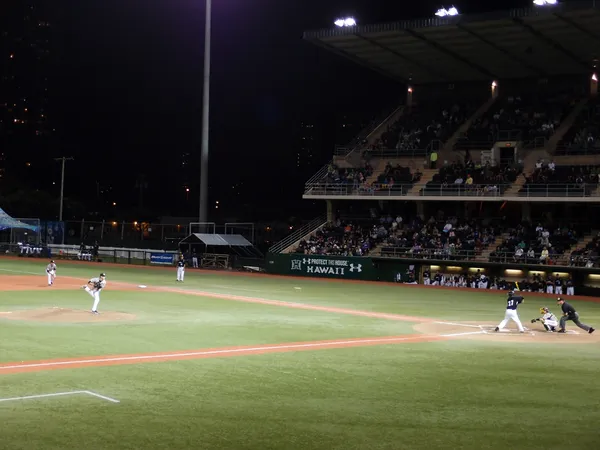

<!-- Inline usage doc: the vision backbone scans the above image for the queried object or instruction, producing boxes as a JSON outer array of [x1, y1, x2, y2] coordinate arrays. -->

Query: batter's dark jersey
[[506, 295, 524, 310], [177, 260, 185, 268]]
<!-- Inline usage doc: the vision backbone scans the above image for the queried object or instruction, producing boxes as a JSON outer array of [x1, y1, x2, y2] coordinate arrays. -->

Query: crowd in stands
[[324, 162, 374, 186], [380, 215, 500, 260], [521, 161, 600, 196], [558, 99, 600, 154], [457, 93, 574, 148], [490, 222, 579, 264], [372, 102, 474, 154], [423, 155, 521, 195], [321, 161, 421, 195], [371, 162, 422, 193], [294, 220, 385, 257], [569, 232, 600, 267]]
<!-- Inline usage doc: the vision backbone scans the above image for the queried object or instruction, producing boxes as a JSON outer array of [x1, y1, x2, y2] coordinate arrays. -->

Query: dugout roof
[[302, 1, 600, 85]]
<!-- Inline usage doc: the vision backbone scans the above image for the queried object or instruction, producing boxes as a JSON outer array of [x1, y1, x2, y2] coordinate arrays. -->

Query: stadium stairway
[[474, 232, 510, 262], [546, 97, 589, 155], [441, 95, 499, 159], [553, 230, 597, 266], [502, 171, 529, 196], [405, 169, 438, 195], [268, 215, 328, 254]]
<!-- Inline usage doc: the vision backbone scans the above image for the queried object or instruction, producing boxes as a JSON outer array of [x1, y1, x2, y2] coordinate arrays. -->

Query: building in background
[[0, 2, 54, 187], [296, 121, 318, 170]]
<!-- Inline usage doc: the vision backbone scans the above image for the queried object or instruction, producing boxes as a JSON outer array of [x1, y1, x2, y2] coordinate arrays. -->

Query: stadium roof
[[303, 1, 600, 85]]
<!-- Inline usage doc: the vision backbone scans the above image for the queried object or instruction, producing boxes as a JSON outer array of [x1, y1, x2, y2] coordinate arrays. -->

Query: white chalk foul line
[[434, 321, 482, 329], [0, 390, 119, 404], [439, 331, 486, 337], [0, 332, 485, 372]]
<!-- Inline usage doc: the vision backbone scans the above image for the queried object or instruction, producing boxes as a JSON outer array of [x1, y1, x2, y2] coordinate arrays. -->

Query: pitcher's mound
[[1, 307, 136, 323]]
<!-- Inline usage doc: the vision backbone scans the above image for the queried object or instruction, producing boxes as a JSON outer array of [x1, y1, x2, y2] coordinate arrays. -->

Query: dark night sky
[[45, 0, 530, 220]]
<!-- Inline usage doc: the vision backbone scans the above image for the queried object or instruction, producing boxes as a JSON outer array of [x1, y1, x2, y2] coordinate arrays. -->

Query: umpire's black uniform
[[557, 298, 595, 334]]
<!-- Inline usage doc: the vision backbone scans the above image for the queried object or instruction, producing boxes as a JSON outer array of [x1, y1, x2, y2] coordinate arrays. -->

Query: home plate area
[[413, 321, 594, 344]]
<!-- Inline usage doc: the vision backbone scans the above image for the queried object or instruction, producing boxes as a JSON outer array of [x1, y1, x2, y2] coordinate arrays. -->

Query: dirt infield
[[414, 321, 599, 344], [0, 275, 138, 292], [1, 307, 136, 323]]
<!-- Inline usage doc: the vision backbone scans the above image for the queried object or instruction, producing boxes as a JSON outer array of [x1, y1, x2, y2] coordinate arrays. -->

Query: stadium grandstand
[[267, 1, 600, 293]]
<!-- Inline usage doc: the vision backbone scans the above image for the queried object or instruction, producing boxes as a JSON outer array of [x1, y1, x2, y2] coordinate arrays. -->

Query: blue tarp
[[0, 208, 38, 232]]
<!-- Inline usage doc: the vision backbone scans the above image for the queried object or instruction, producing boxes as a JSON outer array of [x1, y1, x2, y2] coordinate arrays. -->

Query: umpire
[[556, 298, 595, 334]]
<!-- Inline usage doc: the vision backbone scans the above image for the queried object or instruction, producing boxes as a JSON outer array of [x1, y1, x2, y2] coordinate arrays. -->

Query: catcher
[[530, 306, 558, 332]]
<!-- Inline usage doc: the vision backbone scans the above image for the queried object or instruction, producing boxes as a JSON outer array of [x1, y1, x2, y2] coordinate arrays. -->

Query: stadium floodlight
[[435, 7, 459, 17], [533, 0, 558, 5], [592, 73, 598, 82], [334, 17, 357, 27]]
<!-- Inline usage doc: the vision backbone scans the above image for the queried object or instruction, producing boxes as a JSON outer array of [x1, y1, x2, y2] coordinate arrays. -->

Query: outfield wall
[[266, 253, 600, 296]]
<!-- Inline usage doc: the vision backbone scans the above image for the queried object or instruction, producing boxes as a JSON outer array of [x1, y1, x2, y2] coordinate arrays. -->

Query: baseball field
[[1, 259, 599, 450]]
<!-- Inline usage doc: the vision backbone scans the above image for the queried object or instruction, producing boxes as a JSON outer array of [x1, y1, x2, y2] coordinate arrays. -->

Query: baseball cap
[[100, 273, 106, 277]]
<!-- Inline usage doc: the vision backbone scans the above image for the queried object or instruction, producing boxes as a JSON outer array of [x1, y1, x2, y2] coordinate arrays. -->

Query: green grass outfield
[[0, 259, 599, 450]]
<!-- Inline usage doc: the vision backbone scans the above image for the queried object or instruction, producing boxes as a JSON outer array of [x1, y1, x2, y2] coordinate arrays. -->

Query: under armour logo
[[349, 263, 362, 273], [291, 260, 303, 271]]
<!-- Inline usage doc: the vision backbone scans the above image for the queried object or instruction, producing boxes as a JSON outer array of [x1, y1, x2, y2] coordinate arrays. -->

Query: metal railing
[[378, 246, 570, 266], [304, 182, 600, 198], [496, 129, 523, 141], [517, 184, 600, 197], [268, 214, 327, 253], [419, 184, 508, 197], [305, 105, 404, 192], [522, 136, 547, 149], [453, 139, 495, 151], [361, 141, 439, 159], [303, 183, 411, 197], [554, 145, 600, 156]]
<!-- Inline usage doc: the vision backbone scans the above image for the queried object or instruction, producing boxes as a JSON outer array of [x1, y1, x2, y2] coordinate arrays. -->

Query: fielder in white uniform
[[530, 307, 558, 332], [81, 273, 107, 314], [495, 290, 525, 333], [46, 260, 57, 286], [176, 258, 186, 282]]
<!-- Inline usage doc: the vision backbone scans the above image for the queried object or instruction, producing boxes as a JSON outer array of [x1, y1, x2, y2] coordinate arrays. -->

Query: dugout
[[179, 233, 264, 271]]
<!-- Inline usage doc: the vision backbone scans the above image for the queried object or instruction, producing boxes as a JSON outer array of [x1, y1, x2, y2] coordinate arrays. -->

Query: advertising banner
[[150, 253, 175, 265], [266, 253, 375, 280]]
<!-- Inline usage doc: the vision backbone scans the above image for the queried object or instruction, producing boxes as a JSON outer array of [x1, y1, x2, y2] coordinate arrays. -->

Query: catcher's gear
[[531, 319, 538, 323], [540, 307, 549, 315]]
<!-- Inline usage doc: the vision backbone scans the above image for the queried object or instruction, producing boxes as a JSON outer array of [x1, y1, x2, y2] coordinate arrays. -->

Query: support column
[[416, 201, 425, 221], [326, 200, 336, 223], [521, 203, 531, 223]]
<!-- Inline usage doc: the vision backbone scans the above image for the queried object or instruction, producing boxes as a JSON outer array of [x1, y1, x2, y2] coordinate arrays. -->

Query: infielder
[[530, 307, 558, 332], [176, 257, 186, 282], [556, 297, 595, 334], [46, 260, 57, 286], [495, 290, 525, 333], [81, 273, 107, 314]]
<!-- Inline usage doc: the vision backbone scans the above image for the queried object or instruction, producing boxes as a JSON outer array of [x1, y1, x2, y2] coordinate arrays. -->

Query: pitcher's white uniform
[[46, 261, 57, 286], [82, 273, 107, 314], [495, 292, 525, 333], [176, 259, 186, 282]]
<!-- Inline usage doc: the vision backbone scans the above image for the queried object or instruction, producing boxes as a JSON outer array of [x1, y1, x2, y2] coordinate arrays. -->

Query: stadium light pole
[[199, 0, 212, 230], [54, 156, 74, 222]]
